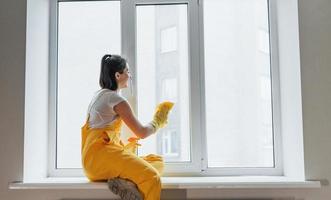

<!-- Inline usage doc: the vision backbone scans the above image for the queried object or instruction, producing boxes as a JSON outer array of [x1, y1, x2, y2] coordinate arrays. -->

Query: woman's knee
[[150, 173, 161, 188], [144, 167, 161, 183]]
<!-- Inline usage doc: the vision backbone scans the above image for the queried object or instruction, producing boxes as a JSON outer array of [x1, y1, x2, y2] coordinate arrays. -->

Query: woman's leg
[[116, 151, 162, 200], [85, 142, 163, 200], [139, 154, 164, 175], [124, 138, 164, 176]]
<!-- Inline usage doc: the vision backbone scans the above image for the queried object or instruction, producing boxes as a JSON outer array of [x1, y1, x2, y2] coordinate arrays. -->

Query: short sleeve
[[109, 92, 127, 112]]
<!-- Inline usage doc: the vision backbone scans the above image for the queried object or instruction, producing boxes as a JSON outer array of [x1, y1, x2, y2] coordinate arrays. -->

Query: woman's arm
[[114, 101, 154, 139]]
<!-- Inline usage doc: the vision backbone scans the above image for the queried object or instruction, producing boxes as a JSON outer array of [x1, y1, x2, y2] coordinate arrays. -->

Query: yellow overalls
[[81, 116, 164, 200]]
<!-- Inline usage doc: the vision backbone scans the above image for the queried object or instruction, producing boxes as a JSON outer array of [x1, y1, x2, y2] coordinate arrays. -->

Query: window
[[161, 130, 179, 158], [161, 26, 178, 53], [55, 1, 121, 170], [50, 0, 282, 177], [136, 4, 190, 164], [203, 0, 274, 168], [161, 78, 177, 102]]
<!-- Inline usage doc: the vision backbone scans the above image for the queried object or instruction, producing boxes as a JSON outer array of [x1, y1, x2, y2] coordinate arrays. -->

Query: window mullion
[[49, 0, 58, 177], [121, 0, 136, 106], [120, 0, 137, 140], [187, 0, 204, 174], [268, 0, 283, 175], [197, 0, 208, 173]]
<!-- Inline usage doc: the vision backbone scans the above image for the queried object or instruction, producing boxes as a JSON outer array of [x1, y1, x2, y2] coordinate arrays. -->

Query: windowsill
[[9, 176, 321, 190]]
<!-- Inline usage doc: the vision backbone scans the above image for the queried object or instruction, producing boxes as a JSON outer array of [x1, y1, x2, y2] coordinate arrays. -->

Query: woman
[[81, 54, 174, 200]]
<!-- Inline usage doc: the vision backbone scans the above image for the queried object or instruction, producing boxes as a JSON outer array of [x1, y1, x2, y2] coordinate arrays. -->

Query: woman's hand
[[150, 101, 174, 131]]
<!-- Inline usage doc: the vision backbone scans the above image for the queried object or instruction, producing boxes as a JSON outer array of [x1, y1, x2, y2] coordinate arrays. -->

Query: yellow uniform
[[81, 116, 164, 200]]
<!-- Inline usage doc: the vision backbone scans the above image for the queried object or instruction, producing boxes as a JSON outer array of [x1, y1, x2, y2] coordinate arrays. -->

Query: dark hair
[[99, 54, 127, 90]]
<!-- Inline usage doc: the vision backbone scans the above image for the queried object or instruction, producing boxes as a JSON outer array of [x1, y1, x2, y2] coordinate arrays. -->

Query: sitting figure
[[81, 54, 174, 200]]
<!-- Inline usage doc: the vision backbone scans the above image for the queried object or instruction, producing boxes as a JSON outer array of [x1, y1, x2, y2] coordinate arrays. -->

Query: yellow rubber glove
[[150, 101, 174, 132]]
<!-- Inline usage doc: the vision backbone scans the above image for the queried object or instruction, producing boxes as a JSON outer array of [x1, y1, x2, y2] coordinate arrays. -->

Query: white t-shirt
[[87, 88, 127, 128]]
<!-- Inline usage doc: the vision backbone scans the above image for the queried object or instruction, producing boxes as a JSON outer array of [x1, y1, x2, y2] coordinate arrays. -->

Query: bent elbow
[[137, 127, 149, 139]]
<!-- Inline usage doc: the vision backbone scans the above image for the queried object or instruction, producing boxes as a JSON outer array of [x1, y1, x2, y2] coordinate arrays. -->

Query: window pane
[[57, 1, 121, 168], [136, 5, 190, 162], [204, 0, 274, 167]]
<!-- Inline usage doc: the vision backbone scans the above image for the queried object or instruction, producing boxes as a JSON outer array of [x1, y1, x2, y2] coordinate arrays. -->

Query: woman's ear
[[115, 72, 120, 80]]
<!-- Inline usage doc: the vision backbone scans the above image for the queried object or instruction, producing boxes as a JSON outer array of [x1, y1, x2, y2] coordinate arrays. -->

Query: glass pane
[[136, 5, 190, 162], [204, 0, 274, 167], [57, 1, 121, 168]]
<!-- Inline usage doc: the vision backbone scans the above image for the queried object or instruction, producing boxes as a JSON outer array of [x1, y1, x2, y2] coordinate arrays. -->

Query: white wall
[[1, 0, 331, 199], [299, 0, 331, 187]]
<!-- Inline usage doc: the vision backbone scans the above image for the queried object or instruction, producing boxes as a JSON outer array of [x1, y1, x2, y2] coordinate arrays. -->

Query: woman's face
[[116, 64, 131, 90]]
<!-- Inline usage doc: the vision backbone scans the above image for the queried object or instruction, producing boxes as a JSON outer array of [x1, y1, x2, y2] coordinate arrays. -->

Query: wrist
[[148, 121, 158, 134]]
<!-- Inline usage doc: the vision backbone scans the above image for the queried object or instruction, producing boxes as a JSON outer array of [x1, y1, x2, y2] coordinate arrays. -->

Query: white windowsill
[[9, 176, 321, 190]]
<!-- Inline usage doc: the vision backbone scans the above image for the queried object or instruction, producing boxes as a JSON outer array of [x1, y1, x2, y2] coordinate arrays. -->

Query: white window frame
[[47, 0, 283, 177]]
